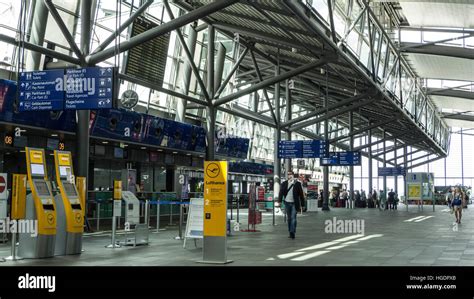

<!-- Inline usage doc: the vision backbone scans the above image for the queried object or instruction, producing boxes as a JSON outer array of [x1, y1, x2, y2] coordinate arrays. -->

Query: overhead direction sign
[[18, 67, 115, 111], [320, 151, 361, 166], [64, 67, 114, 110], [378, 167, 406, 176], [278, 140, 328, 159], [339, 151, 361, 166], [18, 70, 64, 111]]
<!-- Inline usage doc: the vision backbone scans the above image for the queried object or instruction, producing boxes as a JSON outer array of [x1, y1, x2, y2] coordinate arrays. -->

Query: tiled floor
[[0, 204, 472, 266]]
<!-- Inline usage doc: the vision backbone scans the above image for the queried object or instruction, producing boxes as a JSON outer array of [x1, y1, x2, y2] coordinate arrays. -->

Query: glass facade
[[0, 0, 467, 192]]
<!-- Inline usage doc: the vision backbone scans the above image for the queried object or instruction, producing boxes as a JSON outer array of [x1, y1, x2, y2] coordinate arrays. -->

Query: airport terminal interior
[[0, 0, 473, 266]]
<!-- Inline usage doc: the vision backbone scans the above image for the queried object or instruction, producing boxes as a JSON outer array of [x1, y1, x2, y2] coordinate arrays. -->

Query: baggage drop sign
[[203, 161, 227, 237]]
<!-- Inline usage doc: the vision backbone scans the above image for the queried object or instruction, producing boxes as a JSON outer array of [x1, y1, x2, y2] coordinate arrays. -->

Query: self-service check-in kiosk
[[18, 148, 56, 258], [122, 191, 149, 246], [53, 150, 84, 255]]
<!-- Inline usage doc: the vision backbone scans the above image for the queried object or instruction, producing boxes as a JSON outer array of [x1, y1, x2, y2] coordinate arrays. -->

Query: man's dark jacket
[[278, 180, 305, 211]]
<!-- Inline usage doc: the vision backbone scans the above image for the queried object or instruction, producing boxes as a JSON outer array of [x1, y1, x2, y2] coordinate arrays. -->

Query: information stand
[[197, 161, 232, 264], [183, 198, 203, 248]]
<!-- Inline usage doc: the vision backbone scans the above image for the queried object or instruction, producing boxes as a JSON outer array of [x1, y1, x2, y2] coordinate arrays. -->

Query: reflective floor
[[1, 205, 473, 266]]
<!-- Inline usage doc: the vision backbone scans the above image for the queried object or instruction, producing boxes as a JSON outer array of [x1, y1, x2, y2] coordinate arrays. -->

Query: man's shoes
[[290, 232, 295, 239]]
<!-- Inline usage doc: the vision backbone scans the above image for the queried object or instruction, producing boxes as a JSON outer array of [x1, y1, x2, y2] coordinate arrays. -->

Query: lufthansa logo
[[75, 213, 81, 223], [206, 162, 220, 179], [47, 214, 54, 224]]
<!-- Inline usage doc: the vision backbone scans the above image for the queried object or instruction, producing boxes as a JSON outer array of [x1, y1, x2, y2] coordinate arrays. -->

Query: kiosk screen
[[31, 164, 45, 176], [62, 182, 78, 197], [34, 181, 51, 197], [59, 166, 70, 177]]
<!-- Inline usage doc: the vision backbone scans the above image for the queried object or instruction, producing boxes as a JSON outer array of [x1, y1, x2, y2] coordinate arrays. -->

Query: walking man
[[278, 170, 305, 239]]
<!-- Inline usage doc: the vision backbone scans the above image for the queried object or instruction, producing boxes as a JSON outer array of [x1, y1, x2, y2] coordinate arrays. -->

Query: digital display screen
[[94, 145, 106, 156], [47, 138, 59, 150], [14, 135, 27, 148], [62, 182, 78, 197], [31, 164, 45, 176], [59, 166, 70, 177], [114, 147, 124, 158], [165, 154, 174, 164], [34, 180, 51, 197]]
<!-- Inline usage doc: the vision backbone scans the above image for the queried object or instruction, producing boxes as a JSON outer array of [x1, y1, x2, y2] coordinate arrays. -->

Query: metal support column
[[349, 111, 354, 209], [77, 0, 92, 182], [273, 59, 281, 225], [394, 139, 398, 195], [285, 79, 292, 174], [404, 145, 408, 211], [368, 124, 373, 197], [175, 24, 197, 122], [322, 71, 330, 211], [383, 130, 387, 209], [214, 42, 226, 92], [205, 25, 215, 161], [26, 0, 49, 71]]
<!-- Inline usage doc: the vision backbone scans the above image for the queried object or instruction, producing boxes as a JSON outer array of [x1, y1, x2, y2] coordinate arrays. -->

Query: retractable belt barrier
[[148, 200, 190, 205]]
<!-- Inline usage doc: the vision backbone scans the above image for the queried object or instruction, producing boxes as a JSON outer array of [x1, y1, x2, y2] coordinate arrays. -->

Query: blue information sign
[[278, 140, 328, 159], [302, 140, 322, 158], [319, 140, 328, 157], [19, 67, 114, 111], [320, 152, 339, 166], [18, 70, 64, 111], [278, 140, 302, 159], [378, 167, 406, 176], [320, 151, 361, 166], [64, 67, 114, 110], [339, 151, 361, 166]]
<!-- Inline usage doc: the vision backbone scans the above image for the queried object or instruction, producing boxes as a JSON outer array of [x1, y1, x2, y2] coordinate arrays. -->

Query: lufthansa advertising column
[[200, 161, 232, 264]]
